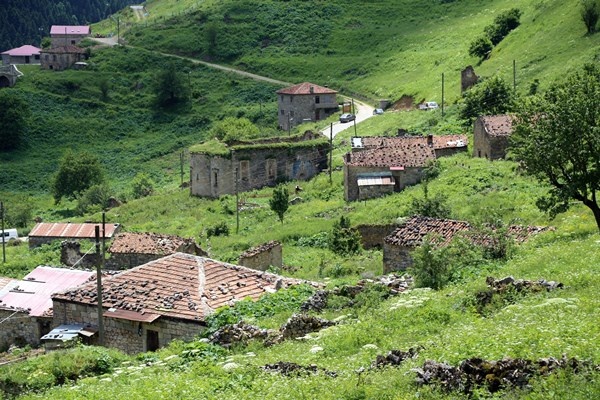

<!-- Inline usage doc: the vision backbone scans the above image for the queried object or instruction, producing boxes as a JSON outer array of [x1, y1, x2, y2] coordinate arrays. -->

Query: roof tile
[[276, 82, 337, 95]]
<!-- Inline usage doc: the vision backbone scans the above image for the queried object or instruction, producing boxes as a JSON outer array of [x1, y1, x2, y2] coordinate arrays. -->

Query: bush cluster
[[469, 8, 521, 60]]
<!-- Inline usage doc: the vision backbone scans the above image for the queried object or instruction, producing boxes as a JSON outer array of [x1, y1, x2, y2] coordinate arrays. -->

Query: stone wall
[[52, 300, 205, 354], [191, 144, 328, 198], [461, 66, 479, 93], [239, 241, 283, 271], [344, 165, 424, 202], [0, 309, 51, 350], [358, 184, 395, 201], [106, 253, 164, 270], [473, 118, 510, 160], [356, 224, 399, 249], [278, 93, 338, 130], [434, 146, 468, 159], [40, 51, 83, 71], [383, 242, 414, 273], [50, 35, 87, 48], [61, 241, 101, 268]]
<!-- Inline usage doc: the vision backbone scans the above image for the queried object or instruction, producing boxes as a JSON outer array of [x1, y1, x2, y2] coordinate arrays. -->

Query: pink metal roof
[[1, 45, 41, 56], [277, 82, 337, 95], [50, 25, 91, 35], [29, 223, 120, 239], [0, 267, 95, 317]]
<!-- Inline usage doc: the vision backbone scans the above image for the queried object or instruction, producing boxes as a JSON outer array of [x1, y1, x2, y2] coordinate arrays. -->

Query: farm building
[[276, 82, 339, 131], [28, 222, 120, 248]]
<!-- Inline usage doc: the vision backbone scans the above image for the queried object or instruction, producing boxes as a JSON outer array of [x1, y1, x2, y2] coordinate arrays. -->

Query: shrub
[[409, 184, 451, 219], [409, 234, 451, 290], [468, 36, 493, 60], [329, 216, 362, 256], [75, 183, 114, 215], [459, 76, 515, 127], [485, 8, 522, 45], [581, 0, 599, 34], [206, 221, 230, 238], [131, 173, 155, 199]]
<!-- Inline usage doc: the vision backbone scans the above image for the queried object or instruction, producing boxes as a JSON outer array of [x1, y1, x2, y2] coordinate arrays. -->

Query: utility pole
[[1, 202, 5, 263], [117, 16, 120, 45], [441, 72, 445, 117], [95, 226, 105, 346], [351, 98, 355, 115], [235, 167, 239, 234], [180, 151, 185, 187], [353, 117, 357, 138], [329, 123, 333, 184]]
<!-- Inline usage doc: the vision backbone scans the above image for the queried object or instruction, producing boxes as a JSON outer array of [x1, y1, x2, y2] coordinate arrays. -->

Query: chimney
[[427, 134, 433, 147], [309, 86, 314, 94]]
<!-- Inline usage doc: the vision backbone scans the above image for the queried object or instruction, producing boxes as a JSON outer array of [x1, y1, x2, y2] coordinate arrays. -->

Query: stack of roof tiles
[[481, 115, 513, 136], [109, 232, 199, 255], [53, 253, 311, 322]]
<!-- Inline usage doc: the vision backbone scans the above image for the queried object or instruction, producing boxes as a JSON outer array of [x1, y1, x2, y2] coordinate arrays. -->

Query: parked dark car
[[339, 113, 356, 123]]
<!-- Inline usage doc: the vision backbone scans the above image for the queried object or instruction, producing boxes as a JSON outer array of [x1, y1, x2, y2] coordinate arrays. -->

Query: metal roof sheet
[[29, 223, 120, 239], [50, 25, 91, 35], [0, 267, 95, 317], [1, 45, 41, 56]]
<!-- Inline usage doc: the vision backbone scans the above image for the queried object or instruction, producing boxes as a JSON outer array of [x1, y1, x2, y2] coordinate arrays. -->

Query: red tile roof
[[52, 253, 312, 323], [385, 215, 551, 248], [29, 222, 120, 239], [0, 267, 95, 317], [345, 143, 436, 168], [356, 135, 468, 150], [481, 115, 513, 137], [1, 45, 41, 56], [50, 25, 91, 35], [276, 82, 337, 95], [109, 232, 200, 255]]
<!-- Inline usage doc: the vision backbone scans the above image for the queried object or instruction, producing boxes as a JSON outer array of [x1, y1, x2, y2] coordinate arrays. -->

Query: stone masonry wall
[[239, 243, 283, 271], [191, 144, 328, 198], [0, 309, 50, 350], [52, 300, 205, 354], [358, 184, 395, 201], [473, 118, 510, 160], [383, 242, 414, 273], [105, 253, 163, 270], [278, 93, 337, 130], [356, 224, 399, 250], [344, 165, 424, 202]]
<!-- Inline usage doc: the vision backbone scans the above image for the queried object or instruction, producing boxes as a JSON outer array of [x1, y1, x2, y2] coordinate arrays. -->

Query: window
[[290, 96, 293, 103], [212, 169, 219, 187], [71, 40, 76, 45], [240, 160, 250, 181], [280, 95, 283, 102], [315, 96, 320, 104], [266, 159, 277, 179], [52, 55, 57, 61], [280, 109, 284, 115], [34, 55, 40, 60], [290, 110, 294, 117]]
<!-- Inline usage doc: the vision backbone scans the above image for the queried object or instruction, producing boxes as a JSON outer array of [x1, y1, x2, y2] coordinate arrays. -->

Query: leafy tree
[[468, 36, 493, 60], [269, 185, 289, 224], [581, 0, 599, 34], [459, 76, 515, 127], [154, 62, 189, 107], [409, 234, 450, 290], [329, 216, 362, 256], [511, 64, 600, 232], [75, 183, 113, 215], [210, 117, 260, 144], [131, 173, 155, 199], [2, 195, 33, 228], [485, 8, 522, 45], [52, 150, 105, 204], [0, 90, 30, 151]]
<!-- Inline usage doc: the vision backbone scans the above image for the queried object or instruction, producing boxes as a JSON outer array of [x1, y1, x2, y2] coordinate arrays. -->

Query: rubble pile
[[414, 356, 597, 394], [371, 348, 420, 369], [209, 321, 271, 348], [477, 276, 564, 310], [266, 314, 337, 346], [262, 361, 337, 377], [300, 290, 329, 312]]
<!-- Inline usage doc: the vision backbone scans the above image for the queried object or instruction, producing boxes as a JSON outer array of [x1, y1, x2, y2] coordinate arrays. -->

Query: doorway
[[146, 330, 159, 351]]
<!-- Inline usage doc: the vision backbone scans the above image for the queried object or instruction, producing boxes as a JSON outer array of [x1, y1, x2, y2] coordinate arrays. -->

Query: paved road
[[321, 99, 375, 139]]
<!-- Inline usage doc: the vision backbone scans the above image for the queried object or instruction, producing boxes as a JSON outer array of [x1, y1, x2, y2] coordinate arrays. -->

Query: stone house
[[190, 131, 328, 198], [49, 25, 91, 48], [1, 45, 41, 65], [238, 241, 282, 271], [383, 215, 550, 273], [277, 82, 339, 131], [51, 252, 310, 354], [473, 114, 513, 160], [28, 222, 121, 248], [0, 267, 95, 350], [343, 134, 468, 202], [40, 45, 86, 71], [106, 232, 207, 270]]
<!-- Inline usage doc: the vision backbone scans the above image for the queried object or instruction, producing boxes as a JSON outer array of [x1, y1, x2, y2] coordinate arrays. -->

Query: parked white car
[[419, 101, 439, 110], [1, 229, 19, 242]]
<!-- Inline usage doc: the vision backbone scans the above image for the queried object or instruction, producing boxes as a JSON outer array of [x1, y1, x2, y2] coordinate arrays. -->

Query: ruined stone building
[[40, 45, 86, 71], [344, 134, 468, 201], [190, 131, 328, 198], [238, 241, 282, 271], [0, 267, 95, 350], [472, 114, 513, 160], [383, 215, 550, 273], [51, 253, 309, 354], [277, 82, 339, 131]]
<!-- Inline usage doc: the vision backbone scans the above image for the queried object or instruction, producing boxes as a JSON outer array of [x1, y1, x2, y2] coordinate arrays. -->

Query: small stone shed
[[0, 267, 95, 350], [107, 232, 207, 270], [40, 45, 86, 71], [51, 253, 311, 354], [190, 131, 328, 198], [1, 45, 41, 65], [28, 222, 121, 248], [344, 134, 467, 202], [383, 215, 551, 273], [473, 114, 513, 160], [277, 82, 339, 131], [238, 241, 282, 271]]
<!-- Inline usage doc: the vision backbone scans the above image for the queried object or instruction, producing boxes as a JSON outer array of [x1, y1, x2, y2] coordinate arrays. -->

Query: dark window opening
[[146, 330, 159, 351], [315, 96, 320, 104]]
